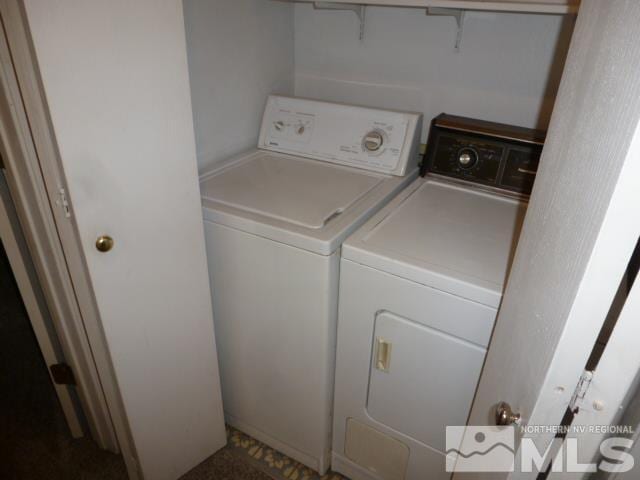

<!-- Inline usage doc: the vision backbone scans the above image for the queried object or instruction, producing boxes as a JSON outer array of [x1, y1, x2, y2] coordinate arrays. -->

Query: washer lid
[[342, 178, 528, 307], [200, 152, 383, 230]]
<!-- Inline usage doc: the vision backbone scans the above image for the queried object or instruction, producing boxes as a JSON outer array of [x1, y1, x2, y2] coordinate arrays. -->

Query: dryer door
[[367, 311, 487, 453]]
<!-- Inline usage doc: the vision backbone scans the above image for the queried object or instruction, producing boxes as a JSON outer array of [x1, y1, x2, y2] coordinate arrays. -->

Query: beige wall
[[184, 3, 573, 168], [294, 5, 574, 140], [183, 0, 294, 172]]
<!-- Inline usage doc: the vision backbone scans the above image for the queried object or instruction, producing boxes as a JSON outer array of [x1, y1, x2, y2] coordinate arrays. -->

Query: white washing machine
[[331, 114, 544, 480], [200, 96, 422, 474]]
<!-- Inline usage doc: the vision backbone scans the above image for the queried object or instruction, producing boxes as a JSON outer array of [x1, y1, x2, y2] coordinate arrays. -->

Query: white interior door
[[453, 1, 640, 478], [18, 1, 226, 479]]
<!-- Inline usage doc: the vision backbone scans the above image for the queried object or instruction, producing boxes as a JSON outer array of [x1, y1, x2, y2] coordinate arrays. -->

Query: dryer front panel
[[332, 259, 498, 480]]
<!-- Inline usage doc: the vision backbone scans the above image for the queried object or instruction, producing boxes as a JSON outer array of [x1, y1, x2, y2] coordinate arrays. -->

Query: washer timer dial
[[363, 130, 385, 153]]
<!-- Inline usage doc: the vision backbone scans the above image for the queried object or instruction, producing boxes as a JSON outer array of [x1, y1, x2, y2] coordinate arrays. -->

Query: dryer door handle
[[375, 337, 392, 373]]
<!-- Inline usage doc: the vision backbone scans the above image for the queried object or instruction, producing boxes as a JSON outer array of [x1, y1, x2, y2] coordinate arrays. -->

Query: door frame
[[0, 170, 84, 438], [546, 271, 640, 479], [0, 2, 139, 478]]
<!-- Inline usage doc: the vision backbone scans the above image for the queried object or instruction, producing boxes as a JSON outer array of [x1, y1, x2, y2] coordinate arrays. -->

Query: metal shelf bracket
[[313, 2, 367, 40], [426, 7, 466, 52]]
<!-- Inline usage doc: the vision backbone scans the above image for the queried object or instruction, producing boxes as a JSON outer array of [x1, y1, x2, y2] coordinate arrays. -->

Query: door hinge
[[50, 363, 77, 385], [56, 187, 71, 218], [569, 370, 594, 413]]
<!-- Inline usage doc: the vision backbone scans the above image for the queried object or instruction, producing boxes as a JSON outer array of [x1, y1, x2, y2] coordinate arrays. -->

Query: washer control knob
[[363, 131, 384, 152], [458, 148, 478, 169]]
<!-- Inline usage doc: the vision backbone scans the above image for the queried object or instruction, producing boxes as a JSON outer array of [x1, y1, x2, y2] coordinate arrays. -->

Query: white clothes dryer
[[331, 114, 544, 480]]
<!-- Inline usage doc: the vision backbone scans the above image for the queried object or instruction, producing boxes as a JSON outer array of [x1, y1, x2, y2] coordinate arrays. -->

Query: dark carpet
[[0, 243, 270, 480]]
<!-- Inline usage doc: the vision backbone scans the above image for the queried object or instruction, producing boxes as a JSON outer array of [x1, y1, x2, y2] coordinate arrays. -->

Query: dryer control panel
[[258, 96, 422, 176], [422, 113, 546, 196]]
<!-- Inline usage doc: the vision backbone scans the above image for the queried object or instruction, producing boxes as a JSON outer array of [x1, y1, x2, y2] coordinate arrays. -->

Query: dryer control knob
[[458, 148, 478, 169]]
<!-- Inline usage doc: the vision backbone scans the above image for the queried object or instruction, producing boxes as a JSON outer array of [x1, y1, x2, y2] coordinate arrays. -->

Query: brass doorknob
[[496, 401, 521, 426], [95, 235, 114, 253]]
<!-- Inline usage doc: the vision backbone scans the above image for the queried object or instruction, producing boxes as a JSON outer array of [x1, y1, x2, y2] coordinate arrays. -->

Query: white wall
[[294, 5, 574, 140], [184, 0, 294, 172], [184, 4, 573, 167]]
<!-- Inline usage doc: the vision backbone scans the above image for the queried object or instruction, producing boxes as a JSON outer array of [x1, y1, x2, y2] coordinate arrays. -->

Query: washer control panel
[[422, 114, 545, 196], [258, 96, 422, 176]]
